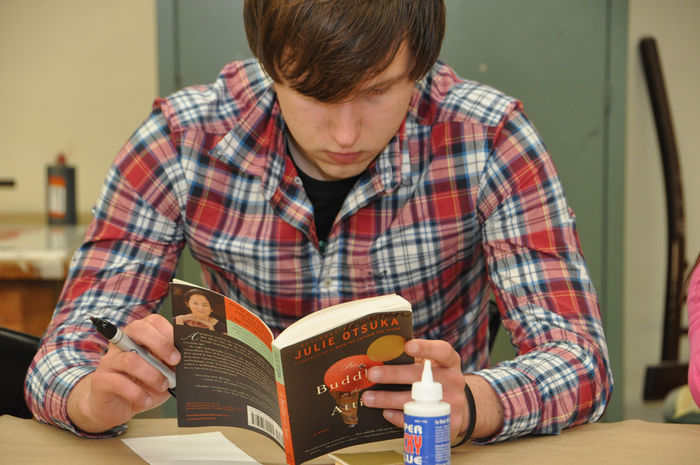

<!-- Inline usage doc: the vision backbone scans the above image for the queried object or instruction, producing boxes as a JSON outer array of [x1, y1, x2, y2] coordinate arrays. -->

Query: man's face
[[274, 45, 415, 181]]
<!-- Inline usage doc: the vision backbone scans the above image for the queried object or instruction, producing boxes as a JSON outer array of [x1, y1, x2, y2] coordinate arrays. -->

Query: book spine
[[272, 345, 295, 465]]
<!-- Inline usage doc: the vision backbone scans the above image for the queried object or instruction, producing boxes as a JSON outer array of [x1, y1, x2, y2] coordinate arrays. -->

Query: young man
[[26, 0, 612, 444]]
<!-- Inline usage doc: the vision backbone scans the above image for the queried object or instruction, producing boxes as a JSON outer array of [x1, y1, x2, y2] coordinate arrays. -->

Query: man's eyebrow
[[361, 73, 408, 91]]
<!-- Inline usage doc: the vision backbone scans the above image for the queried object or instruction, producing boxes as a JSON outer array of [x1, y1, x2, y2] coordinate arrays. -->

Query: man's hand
[[361, 338, 504, 441], [67, 314, 181, 433]]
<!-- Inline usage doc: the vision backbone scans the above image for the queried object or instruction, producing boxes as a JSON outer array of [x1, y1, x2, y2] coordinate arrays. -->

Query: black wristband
[[452, 381, 476, 448]]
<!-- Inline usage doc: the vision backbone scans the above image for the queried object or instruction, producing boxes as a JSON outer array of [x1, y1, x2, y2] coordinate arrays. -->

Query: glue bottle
[[46, 152, 77, 225], [404, 360, 450, 465]]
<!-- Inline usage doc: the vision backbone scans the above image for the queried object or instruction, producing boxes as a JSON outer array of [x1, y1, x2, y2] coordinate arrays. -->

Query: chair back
[[640, 37, 690, 400], [0, 327, 40, 418]]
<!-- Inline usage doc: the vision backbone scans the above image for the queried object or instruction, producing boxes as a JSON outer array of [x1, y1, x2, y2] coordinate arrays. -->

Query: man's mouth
[[325, 151, 363, 163]]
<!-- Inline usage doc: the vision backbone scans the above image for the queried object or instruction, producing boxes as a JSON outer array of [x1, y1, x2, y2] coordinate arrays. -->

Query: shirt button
[[322, 277, 333, 289], [294, 176, 303, 186]]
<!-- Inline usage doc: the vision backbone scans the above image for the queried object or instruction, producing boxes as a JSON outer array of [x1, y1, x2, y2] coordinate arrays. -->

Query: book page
[[328, 450, 403, 465], [273, 294, 409, 348], [171, 281, 284, 447]]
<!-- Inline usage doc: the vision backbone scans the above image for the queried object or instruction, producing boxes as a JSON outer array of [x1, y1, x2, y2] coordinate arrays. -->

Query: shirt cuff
[[471, 366, 541, 443], [42, 365, 128, 438]]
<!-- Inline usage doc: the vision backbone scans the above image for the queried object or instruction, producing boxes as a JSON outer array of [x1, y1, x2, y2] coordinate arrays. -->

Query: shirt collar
[[210, 74, 417, 198]]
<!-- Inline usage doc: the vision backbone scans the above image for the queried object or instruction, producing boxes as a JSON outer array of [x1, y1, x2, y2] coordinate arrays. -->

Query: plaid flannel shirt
[[26, 59, 612, 441]]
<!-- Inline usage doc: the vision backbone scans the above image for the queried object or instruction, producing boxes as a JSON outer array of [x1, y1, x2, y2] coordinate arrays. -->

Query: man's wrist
[[67, 373, 115, 435], [66, 374, 98, 431], [460, 374, 505, 441], [451, 381, 476, 448]]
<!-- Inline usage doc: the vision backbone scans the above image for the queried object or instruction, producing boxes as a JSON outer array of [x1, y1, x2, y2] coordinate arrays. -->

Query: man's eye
[[366, 87, 388, 96]]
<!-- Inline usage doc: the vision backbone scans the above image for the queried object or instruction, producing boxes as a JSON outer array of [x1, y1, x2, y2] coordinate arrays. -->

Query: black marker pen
[[90, 316, 177, 398]]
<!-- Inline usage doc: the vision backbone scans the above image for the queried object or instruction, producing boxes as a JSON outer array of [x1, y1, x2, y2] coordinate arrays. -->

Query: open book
[[169, 279, 413, 465]]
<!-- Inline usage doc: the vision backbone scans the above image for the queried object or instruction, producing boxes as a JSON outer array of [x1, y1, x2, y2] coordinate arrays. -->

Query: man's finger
[[124, 316, 180, 366], [362, 388, 412, 410], [405, 339, 462, 368]]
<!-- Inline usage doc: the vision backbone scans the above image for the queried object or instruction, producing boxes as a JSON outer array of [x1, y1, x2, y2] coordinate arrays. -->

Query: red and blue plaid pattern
[[26, 60, 612, 441]]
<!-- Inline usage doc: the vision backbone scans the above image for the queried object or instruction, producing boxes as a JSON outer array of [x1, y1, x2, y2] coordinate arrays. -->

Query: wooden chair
[[639, 37, 689, 401]]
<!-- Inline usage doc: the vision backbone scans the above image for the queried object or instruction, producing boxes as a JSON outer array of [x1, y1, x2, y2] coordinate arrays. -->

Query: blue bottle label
[[404, 413, 450, 465]]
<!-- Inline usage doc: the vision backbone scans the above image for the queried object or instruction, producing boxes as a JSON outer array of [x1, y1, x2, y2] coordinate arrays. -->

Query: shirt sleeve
[[473, 104, 614, 442], [24, 108, 186, 437]]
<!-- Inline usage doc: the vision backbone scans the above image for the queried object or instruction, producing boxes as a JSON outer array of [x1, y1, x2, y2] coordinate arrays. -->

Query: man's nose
[[329, 102, 361, 148]]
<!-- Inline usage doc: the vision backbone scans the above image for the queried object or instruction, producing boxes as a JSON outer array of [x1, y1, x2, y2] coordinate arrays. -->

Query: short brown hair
[[244, 0, 445, 103]]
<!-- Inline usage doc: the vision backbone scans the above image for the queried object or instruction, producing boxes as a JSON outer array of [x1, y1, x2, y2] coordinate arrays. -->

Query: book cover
[[170, 280, 413, 465]]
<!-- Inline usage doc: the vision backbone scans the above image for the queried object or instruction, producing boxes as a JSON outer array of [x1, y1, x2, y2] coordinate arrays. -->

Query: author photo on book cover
[[173, 288, 227, 334], [25, 0, 612, 450]]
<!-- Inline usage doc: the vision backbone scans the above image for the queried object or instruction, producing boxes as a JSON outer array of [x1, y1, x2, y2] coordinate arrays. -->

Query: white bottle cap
[[411, 360, 443, 402]]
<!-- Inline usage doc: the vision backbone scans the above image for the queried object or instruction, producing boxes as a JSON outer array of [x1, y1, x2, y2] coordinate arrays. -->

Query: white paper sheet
[[121, 431, 262, 464]]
